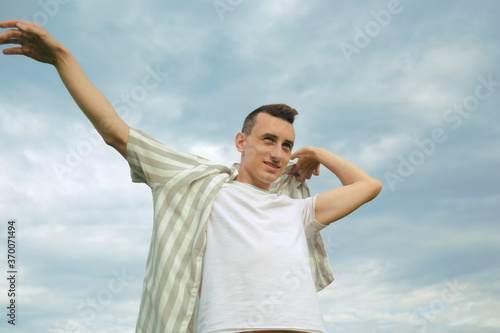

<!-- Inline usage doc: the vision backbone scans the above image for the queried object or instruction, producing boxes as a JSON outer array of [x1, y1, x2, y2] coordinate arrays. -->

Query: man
[[0, 20, 382, 333]]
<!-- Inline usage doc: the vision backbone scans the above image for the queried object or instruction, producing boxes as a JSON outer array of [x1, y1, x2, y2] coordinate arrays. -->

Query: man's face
[[235, 113, 295, 190]]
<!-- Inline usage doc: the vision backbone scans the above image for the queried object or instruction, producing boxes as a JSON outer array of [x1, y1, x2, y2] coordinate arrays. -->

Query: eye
[[263, 137, 274, 142], [283, 143, 292, 150]]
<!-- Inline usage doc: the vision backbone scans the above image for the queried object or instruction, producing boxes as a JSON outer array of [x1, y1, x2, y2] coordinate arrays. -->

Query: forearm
[[314, 147, 380, 187], [1, 20, 129, 156], [54, 47, 129, 155], [309, 147, 382, 225]]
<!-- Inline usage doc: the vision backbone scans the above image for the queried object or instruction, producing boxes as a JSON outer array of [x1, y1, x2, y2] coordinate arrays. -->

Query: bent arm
[[290, 147, 382, 225], [0, 20, 129, 157]]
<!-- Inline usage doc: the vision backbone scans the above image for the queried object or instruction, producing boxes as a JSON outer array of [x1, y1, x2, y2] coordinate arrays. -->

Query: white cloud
[[187, 140, 240, 166], [326, 132, 415, 173], [319, 267, 499, 332], [0, 101, 49, 137], [1, 1, 499, 332]]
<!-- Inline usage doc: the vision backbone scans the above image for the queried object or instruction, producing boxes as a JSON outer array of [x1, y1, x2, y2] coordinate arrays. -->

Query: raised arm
[[289, 147, 382, 225], [0, 20, 129, 157]]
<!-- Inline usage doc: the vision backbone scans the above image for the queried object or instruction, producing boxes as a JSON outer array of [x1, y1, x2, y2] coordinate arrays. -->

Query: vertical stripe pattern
[[126, 128, 334, 333]]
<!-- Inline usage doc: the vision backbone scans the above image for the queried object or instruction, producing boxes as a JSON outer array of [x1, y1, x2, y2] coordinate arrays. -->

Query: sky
[[0, 0, 499, 332]]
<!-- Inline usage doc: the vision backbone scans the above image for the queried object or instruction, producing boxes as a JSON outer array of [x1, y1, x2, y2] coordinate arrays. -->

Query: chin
[[263, 174, 282, 184]]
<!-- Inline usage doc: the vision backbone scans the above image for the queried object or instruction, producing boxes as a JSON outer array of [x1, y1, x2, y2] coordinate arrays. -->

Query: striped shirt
[[126, 128, 334, 333]]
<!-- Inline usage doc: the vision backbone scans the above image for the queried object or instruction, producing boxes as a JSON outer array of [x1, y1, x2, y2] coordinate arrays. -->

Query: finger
[[0, 29, 23, 44], [20, 32, 37, 44], [305, 169, 315, 180], [293, 172, 302, 181], [313, 165, 320, 176], [2, 47, 24, 55], [288, 163, 300, 175], [16, 21, 44, 37], [290, 147, 306, 160], [0, 21, 33, 36], [289, 168, 301, 180], [290, 168, 306, 182], [0, 19, 27, 29], [297, 172, 308, 182]]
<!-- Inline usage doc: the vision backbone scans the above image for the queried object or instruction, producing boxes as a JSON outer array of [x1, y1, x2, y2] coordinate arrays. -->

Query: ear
[[235, 132, 246, 153]]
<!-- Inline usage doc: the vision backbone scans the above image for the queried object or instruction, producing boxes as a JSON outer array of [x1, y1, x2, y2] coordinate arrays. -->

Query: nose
[[269, 144, 284, 162]]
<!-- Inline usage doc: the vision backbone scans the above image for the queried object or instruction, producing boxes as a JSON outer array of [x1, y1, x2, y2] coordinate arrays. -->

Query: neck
[[234, 174, 271, 191]]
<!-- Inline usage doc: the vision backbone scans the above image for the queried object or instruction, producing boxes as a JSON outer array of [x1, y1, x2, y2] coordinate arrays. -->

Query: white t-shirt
[[197, 181, 327, 333]]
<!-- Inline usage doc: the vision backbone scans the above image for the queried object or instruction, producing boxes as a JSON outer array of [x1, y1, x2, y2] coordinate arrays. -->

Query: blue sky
[[0, 0, 499, 332]]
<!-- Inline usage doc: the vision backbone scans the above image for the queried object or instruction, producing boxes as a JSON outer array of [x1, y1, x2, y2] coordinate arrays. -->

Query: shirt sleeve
[[126, 128, 228, 188], [301, 195, 327, 239]]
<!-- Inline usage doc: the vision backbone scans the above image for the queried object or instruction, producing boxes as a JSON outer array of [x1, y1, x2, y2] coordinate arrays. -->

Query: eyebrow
[[261, 133, 295, 148]]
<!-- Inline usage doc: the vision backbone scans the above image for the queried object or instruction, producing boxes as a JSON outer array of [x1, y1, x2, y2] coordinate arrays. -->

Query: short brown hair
[[242, 104, 299, 135]]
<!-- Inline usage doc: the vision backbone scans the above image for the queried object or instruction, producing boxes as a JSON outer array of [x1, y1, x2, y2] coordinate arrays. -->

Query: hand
[[288, 146, 321, 182], [0, 20, 64, 65]]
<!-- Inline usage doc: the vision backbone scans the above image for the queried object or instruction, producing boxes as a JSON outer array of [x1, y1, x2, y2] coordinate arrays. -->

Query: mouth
[[263, 161, 281, 172]]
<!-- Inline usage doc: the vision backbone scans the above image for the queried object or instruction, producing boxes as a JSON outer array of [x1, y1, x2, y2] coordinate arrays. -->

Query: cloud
[[1, 1, 499, 332]]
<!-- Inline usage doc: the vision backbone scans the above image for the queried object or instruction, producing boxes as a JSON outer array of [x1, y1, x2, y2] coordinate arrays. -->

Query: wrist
[[53, 45, 71, 68], [313, 147, 329, 162]]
